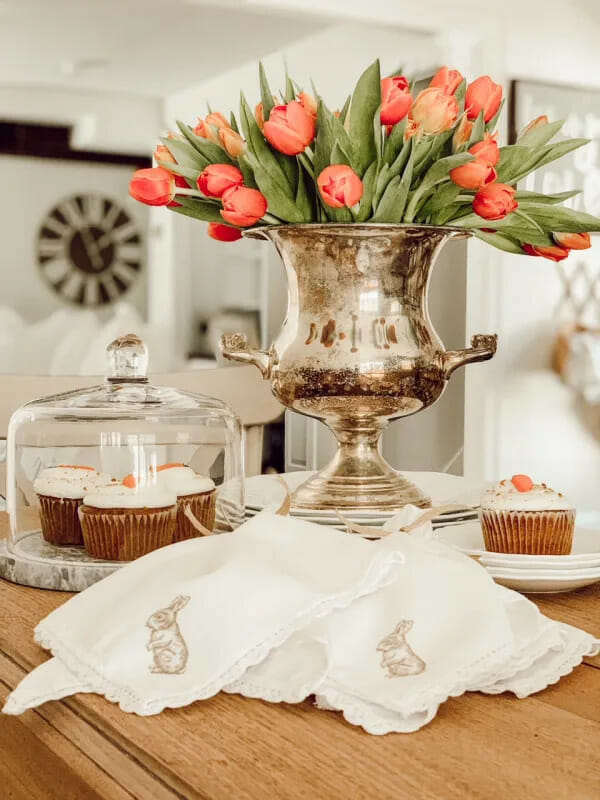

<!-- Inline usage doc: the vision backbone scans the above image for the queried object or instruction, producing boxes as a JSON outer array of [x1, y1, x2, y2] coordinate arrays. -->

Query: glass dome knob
[[105, 333, 149, 382]]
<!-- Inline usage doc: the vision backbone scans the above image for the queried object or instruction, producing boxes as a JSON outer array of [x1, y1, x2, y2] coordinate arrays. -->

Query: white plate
[[487, 569, 600, 594], [435, 521, 600, 568], [245, 471, 485, 520]]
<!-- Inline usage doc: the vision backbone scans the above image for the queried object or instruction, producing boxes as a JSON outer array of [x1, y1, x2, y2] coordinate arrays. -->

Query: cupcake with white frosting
[[154, 463, 216, 540], [480, 474, 575, 555], [79, 484, 177, 561], [33, 465, 116, 545]]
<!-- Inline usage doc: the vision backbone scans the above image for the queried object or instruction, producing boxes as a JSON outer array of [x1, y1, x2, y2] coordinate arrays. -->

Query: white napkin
[[3, 514, 403, 715], [4, 507, 599, 734]]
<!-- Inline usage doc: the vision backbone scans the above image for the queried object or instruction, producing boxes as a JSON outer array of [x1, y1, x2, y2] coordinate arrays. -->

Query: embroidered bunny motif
[[377, 619, 426, 678], [146, 595, 190, 674]]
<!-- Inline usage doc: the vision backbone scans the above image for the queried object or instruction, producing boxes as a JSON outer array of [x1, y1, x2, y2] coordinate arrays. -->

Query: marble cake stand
[[0, 530, 123, 591]]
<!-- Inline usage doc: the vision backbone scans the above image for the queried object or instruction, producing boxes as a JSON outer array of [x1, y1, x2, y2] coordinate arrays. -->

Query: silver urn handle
[[219, 333, 273, 379], [442, 334, 498, 378]]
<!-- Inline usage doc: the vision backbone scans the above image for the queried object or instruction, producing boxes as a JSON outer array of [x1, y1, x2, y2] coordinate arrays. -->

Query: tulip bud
[[207, 222, 243, 242], [553, 232, 591, 250], [317, 164, 364, 209], [469, 132, 500, 166], [129, 167, 175, 206], [465, 76, 503, 122], [473, 183, 517, 220], [429, 66, 464, 95], [197, 164, 244, 199], [219, 127, 247, 158], [221, 186, 267, 227], [263, 101, 315, 156], [452, 115, 473, 151], [194, 112, 230, 142], [255, 102, 266, 131], [522, 243, 570, 262], [519, 115, 549, 139], [297, 91, 318, 119], [154, 144, 175, 164], [410, 87, 458, 135], [450, 160, 497, 190], [380, 76, 412, 126]]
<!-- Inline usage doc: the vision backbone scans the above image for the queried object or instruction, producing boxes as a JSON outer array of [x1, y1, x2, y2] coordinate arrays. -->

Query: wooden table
[[1, 513, 599, 800]]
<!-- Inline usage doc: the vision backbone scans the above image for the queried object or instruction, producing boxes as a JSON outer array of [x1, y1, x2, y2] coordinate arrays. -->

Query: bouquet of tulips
[[129, 60, 599, 261]]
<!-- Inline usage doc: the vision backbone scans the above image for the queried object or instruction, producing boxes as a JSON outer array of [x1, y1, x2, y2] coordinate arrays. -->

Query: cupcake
[[33, 465, 116, 545], [154, 463, 216, 540], [480, 474, 575, 555], [79, 485, 177, 561]]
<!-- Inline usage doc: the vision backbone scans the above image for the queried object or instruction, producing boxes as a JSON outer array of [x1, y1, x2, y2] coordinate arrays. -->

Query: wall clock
[[36, 194, 143, 306]]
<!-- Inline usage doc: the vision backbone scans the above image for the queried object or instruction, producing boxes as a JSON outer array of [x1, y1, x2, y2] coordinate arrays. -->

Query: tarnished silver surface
[[221, 224, 497, 512]]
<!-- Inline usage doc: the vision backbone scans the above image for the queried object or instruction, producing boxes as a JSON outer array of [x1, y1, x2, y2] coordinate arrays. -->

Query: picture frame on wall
[[509, 78, 600, 217]]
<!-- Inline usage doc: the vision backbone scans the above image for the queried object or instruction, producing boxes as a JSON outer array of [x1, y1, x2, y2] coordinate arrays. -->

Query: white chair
[[0, 366, 283, 495]]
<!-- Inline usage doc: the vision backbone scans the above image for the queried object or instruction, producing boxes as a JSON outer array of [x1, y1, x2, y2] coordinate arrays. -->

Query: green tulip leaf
[[382, 119, 407, 165], [514, 189, 580, 204], [242, 152, 304, 222], [516, 118, 564, 149], [259, 62, 275, 121], [339, 95, 351, 125], [355, 161, 377, 222], [168, 196, 224, 224], [295, 161, 314, 221], [161, 136, 209, 171], [156, 160, 198, 184], [349, 59, 381, 175], [468, 110, 486, 146], [176, 121, 234, 166], [515, 202, 600, 232], [474, 230, 525, 254], [485, 99, 505, 133]]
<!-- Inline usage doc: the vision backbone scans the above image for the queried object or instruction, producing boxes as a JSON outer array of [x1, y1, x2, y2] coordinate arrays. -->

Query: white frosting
[[155, 466, 214, 497], [481, 479, 573, 512], [34, 468, 116, 500], [83, 485, 177, 510]]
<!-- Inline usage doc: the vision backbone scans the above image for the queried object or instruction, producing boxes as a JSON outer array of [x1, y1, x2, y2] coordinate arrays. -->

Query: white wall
[[463, 10, 600, 507]]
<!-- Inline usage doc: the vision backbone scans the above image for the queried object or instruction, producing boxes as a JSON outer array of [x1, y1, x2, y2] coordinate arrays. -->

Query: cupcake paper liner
[[175, 490, 217, 541], [80, 506, 177, 561], [480, 509, 575, 555], [38, 495, 84, 546]]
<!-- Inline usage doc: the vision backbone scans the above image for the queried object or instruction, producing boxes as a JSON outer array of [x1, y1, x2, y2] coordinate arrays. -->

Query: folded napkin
[[4, 507, 599, 734]]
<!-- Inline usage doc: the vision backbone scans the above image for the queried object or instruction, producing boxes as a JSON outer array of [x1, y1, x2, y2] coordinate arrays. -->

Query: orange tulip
[[522, 243, 569, 262], [380, 76, 412, 126], [207, 222, 243, 242], [153, 144, 175, 164], [221, 186, 267, 227], [450, 160, 496, 190], [194, 112, 230, 142], [429, 66, 463, 95], [129, 167, 175, 206], [553, 232, 591, 250], [219, 127, 246, 158], [473, 183, 517, 220], [469, 132, 500, 166], [465, 76, 502, 122], [298, 91, 318, 119], [197, 164, 244, 198], [410, 87, 458, 134], [263, 101, 315, 155], [519, 115, 549, 138], [452, 115, 473, 151], [317, 165, 364, 209], [255, 102, 266, 131]]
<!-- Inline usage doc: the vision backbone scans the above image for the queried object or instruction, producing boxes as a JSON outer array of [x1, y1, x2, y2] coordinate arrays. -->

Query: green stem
[[298, 151, 315, 179]]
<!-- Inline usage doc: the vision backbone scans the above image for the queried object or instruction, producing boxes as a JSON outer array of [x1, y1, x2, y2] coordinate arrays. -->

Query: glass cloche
[[6, 334, 244, 568]]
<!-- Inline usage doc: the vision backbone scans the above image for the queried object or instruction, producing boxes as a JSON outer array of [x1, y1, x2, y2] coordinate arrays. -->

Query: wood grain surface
[[1, 512, 599, 799]]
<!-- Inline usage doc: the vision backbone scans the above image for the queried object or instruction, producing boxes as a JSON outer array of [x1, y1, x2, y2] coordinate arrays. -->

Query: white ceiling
[[0, 0, 325, 98]]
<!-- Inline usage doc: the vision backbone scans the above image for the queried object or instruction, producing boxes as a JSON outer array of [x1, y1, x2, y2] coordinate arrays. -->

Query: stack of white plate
[[245, 470, 483, 531], [435, 516, 600, 594]]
